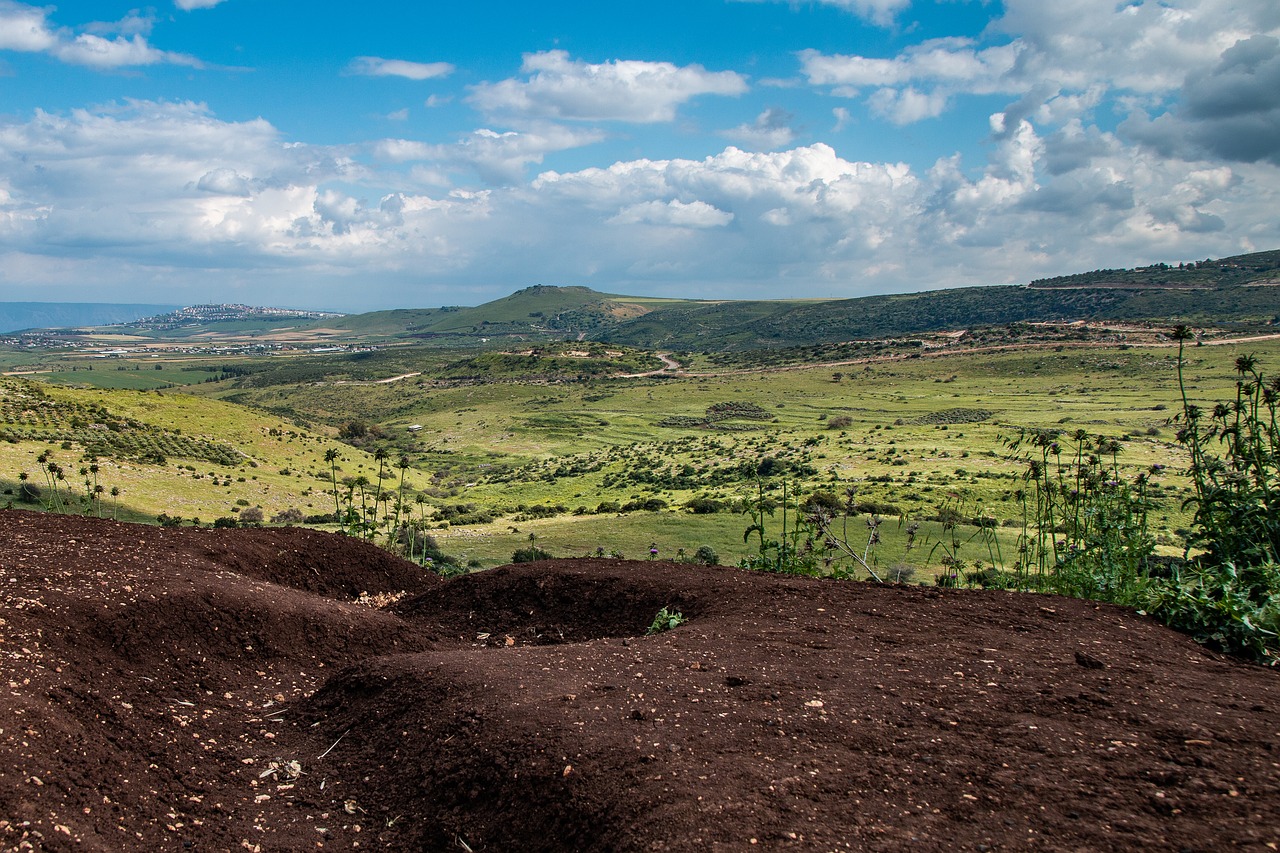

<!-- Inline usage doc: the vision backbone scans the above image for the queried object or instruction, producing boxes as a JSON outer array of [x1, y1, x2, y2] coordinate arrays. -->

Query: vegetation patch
[[911, 408, 993, 425]]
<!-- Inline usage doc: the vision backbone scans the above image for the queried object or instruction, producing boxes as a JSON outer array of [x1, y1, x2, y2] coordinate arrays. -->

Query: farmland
[[5, 325, 1280, 575]]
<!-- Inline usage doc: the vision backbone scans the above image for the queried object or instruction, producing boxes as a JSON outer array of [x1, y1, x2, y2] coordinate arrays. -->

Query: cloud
[[738, 0, 909, 27], [174, 0, 230, 8], [867, 87, 949, 124], [348, 56, 454, 81], [1, 99, 1276, 310], [799, 39, 1019, 99], [469, 50, 748, 123], [0, 1, 57, 52], [375, 123, 605, 185], [800, 0, 1280, 127], [1123, 34, 1280, 164], [721, 108, 796, 149], [0, 1, 203, 67], [609, 199, 734, 228]]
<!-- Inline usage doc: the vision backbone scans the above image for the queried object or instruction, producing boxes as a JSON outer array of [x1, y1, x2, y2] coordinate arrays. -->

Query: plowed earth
[[1, 509, 1278, 851]]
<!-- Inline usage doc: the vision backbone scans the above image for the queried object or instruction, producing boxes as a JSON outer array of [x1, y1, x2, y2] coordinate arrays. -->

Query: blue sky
[[1, 0, 1278, 311]]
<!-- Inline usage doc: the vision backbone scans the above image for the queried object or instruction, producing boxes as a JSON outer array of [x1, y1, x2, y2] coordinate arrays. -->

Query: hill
[[308, 285, 689, 340], [3, 510, 1277, 850], [320, 249, 1280, 350], [594, 248, 1280, 349], [17, 249, 1279, 349]]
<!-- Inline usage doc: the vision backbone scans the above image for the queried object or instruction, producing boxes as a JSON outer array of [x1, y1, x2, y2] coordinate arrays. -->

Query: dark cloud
[[1125, 35, 1280, 165]]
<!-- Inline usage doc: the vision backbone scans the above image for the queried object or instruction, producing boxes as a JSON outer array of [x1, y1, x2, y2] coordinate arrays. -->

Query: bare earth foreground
[[2, 510, 1278, 851]]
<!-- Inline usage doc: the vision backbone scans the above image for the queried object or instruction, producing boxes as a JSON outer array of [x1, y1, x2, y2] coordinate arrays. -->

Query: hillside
[[595, 249, 1280, 350], [3, 510, 1278, 851], [303, 286, 690, 341], [14, 249, 1279, 349], [325, 249, 1280, 350]]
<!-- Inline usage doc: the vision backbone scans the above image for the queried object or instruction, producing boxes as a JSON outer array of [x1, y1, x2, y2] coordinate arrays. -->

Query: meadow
[[6, 333, 1279, 577]]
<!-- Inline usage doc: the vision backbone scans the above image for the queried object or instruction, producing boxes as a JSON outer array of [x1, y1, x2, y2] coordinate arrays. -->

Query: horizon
[[1, 0, 1278, 312]]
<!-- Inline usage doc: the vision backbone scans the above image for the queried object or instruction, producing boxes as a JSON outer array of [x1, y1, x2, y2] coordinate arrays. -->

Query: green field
[[6, 332, 1277, 574]]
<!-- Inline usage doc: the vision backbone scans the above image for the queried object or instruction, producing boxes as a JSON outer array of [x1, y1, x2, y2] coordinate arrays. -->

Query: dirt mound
[[394, 560, 704, 643], [2, 510, 1279, 851]]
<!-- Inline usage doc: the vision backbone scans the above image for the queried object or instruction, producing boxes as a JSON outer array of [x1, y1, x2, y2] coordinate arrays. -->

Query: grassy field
[[5, 334, 1279, 574]]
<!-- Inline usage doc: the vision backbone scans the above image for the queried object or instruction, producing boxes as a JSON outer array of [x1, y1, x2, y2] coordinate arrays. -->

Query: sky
[[1, 0, 1278, 312]]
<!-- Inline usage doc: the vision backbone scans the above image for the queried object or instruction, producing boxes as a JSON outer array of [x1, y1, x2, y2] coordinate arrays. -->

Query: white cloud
[[740, 0, 909, 27], [1, 98, 1276, 309], [174, 0, 230, 9], [722, 108, 796, 149], [469, 50, 748, 123], [609, 199, 734, 228], [867, 87, 949, 124], [0, 1, 57, 52], [348, 56, 454, 81], [375, 123, 605, 185], [0, 1, 203, 67], [801, 0, 1280, 127]]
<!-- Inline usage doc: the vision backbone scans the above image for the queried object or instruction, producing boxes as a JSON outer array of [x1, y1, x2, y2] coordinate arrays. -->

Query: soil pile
[[2, 509, 1277, 851]]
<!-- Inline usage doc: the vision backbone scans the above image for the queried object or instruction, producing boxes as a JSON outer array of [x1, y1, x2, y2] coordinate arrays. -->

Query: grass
[[5, 336, 1280, 578]]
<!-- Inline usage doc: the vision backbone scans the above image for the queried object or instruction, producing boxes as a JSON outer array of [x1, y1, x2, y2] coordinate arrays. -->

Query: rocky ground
[[1, 508, 1277, 851]]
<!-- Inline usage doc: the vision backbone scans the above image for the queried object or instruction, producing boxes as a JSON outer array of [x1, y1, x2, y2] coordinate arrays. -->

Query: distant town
[[129, 304, 345, 329]]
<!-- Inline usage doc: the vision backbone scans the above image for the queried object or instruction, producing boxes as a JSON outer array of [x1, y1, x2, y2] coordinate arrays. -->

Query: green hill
[[312, 248, 1280, 350]]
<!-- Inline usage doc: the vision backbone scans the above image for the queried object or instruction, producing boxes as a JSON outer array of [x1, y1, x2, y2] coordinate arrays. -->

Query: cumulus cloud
[[801, 0, 1280, 128], [0, 1, 203, 67], [1, 98, 1276, 309], [609, 199, 734, 228], [469, 50, 748, 123], [0, 1, 57, 52], [375, 123, 605, 185], [348, 56, 454, 81], [721, 108, 796, 149]]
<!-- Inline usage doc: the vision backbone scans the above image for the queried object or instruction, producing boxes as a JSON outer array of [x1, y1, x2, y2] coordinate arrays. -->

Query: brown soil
[[2, 509, 1278, 851]]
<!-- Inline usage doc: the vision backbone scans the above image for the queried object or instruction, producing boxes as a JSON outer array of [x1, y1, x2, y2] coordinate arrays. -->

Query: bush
[[512, 546, 553, 563], [685, 497, 723, 514], [827, 415, 853, 429], [693, 545, 719, 566], [271, 508, 305, 525], [1143, 337, 1280, 663], [212, 516, 239, 528], [238, 506, 264, 524]]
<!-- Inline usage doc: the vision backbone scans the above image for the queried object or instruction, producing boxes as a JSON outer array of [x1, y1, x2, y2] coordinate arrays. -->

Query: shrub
[[271, 508, 305, 525], [212, 516, 239, 528], [685, 497, 723, 514], [827, 416, 853, 429], [512, 545, 553, 563], [693, 545, 719, 566], [1140, 336, 1280, 663], [239, 506, 265, 524], [646, 607, 686, 634]]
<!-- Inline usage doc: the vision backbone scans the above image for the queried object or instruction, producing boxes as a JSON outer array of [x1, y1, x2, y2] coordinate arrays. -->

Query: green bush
[[693, 545, 719, 565], [1139, 333, 1280, 663]]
